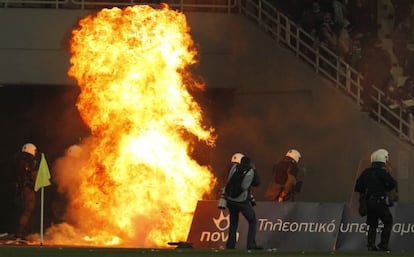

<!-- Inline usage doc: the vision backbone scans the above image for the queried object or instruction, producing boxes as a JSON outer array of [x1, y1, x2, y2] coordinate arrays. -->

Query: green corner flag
[[34, 153, 51, 192]]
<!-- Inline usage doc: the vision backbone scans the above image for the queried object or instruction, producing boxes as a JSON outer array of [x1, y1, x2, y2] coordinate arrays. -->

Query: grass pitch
[[0, 247, 412, 257]]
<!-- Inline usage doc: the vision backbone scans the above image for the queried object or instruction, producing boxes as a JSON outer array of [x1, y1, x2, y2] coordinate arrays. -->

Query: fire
[[47, 4, 216, 247]]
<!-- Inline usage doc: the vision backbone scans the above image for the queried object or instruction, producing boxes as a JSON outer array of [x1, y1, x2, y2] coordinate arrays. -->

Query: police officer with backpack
[[224, 156, 262, 250], [354, 149, 397, 252], [218, 153, 244, 209]]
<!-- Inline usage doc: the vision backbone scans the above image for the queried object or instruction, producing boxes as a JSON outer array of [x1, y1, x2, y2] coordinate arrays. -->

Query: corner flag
[[34, 153, 51, 192]]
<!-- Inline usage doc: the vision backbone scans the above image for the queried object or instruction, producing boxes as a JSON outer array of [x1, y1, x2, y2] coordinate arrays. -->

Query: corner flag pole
[[35, 153, 51, 246], [40, 186, 45, 246]]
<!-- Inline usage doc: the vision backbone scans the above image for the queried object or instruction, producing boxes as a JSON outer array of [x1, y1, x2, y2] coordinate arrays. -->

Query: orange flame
[[47, 4, 216, 247]]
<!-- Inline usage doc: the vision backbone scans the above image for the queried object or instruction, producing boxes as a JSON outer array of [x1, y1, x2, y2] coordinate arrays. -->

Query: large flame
[[46, 4, 216, 247]]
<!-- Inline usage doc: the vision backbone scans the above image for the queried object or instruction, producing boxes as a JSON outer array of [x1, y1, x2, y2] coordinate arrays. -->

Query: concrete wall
[[0, 9, 413, 203], [0, 9, 91, 85]]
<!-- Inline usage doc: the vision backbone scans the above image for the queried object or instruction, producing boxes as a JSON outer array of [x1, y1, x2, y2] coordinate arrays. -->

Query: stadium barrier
[[187, 200, 414, 251]]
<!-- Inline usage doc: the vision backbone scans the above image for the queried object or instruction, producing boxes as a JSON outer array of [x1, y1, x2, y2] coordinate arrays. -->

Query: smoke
[[207, 84, 374, 203], [51, 141, 91, 223]]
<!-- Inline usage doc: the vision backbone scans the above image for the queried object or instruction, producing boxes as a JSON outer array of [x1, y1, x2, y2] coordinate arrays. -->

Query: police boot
[[377, 243, 390, 252], [367, 245, 378, 251]]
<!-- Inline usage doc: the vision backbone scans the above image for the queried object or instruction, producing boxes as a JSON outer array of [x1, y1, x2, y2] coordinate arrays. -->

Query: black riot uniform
[[355, 161, 397, 251], [15, 150, 39, 239]]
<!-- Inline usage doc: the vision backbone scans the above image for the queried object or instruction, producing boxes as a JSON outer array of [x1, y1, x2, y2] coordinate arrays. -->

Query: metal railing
[[0, 0, 238, 12], [239, 0, 414, 145], [1, 0, 413, 144]]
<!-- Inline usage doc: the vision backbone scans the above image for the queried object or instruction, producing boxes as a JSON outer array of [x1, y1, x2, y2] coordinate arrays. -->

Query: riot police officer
[[218, 153, 244, 209], [354, 149, 397, 251], [265, 149, 301, 202], [225, 156, 262, 250], [15, 143, 39, 239]]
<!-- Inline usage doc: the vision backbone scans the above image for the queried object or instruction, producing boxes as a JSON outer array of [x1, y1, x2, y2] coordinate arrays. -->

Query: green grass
[[0, 247, 413, 257]]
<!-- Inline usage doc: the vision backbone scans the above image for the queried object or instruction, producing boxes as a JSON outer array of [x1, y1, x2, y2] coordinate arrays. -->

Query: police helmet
[[370, 149, 389, 163], [22, 143, 37, 157], [231, 153, 244, 164], [286, 149, 301, 163]]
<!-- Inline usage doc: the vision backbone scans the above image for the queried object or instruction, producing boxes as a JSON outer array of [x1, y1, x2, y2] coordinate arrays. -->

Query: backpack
[[225, 166, 248, 198]]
